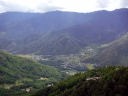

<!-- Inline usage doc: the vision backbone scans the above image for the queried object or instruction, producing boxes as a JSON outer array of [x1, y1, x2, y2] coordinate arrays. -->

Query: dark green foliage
[[34, 67, 128, 96]]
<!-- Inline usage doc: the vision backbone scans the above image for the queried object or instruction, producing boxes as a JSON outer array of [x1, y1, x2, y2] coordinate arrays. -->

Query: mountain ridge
[[0, 8, 128, 55]]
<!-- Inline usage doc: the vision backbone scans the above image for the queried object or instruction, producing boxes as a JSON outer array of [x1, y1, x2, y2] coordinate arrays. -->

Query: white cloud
[[0, 0, 127, 13]]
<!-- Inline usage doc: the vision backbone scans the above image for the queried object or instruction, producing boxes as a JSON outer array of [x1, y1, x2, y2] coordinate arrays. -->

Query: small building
[[86, 77, 101, 81]]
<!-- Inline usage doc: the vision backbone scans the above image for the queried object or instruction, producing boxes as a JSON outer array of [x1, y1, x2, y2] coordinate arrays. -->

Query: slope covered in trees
[[0, 51, 65, 96], [34, 66, 128, 96]]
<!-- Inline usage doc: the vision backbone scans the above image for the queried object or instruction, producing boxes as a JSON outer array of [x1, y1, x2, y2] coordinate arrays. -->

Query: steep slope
[[91, 32, 128, 66], [0, 51, 65, 96], [34, 67, 128, 96]]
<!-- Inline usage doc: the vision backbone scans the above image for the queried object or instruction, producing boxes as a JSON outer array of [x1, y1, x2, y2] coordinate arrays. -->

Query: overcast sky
[[0, 0, 128, 13]]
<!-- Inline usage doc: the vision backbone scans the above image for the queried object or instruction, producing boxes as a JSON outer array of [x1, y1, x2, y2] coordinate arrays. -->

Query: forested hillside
[[34, 66, 128, 96], [0, 51, 65, 96]]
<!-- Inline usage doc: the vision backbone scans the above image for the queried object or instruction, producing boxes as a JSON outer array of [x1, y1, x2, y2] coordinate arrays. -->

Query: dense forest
[[34, 67, 128, 96]]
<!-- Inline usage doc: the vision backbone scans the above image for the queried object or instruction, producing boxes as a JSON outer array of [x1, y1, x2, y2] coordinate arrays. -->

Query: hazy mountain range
[[0, 8, 128, 55]]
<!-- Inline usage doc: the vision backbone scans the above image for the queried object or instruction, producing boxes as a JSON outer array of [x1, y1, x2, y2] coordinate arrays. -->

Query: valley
[[0, 8, 128, 96], [18, 45, 98, 72]]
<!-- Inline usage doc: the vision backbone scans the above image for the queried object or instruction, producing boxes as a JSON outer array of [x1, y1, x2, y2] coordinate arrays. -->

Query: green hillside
[[0, 51, 65, 96], [34, 66, 128, 96]]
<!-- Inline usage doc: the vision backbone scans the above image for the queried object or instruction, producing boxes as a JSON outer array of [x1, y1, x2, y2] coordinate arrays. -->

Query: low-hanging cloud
[[0, 0, 127, 13]]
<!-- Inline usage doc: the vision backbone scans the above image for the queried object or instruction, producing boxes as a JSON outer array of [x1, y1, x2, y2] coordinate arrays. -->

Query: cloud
[[98, 0, 110, 8], [121, 0, 128, 7], [0, 0, 127, 13], [98, 0, 128, 10], [0, 0, 33, 12]]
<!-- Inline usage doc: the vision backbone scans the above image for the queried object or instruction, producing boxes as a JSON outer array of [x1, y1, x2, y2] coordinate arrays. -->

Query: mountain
[[90, 32, 128, 66], [34, 66, 128, 96], [0, 51, 65, 96], [0, 11, 88, 53], [0, 11, 88, 40], [0, 8, 128, 55]]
